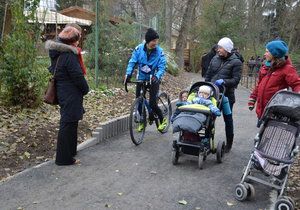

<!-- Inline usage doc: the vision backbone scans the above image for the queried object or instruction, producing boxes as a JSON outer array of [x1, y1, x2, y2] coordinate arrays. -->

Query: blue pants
[[223, 102, 234, 139]]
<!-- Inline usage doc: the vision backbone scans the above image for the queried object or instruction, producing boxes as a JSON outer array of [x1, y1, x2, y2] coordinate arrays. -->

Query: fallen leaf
[[24, 151, 31, 159], [150, 171, 157, 174], [226, 201, 236, 206], [36, 156, 44, 160], [178, 200, 188, 205]]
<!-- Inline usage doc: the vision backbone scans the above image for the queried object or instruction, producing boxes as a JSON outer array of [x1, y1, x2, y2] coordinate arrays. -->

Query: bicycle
[[125, 80, 172, 145]]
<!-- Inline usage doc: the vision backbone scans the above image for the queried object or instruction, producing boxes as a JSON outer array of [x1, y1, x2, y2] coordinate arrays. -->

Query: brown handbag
[[44, 57, 60, 105]]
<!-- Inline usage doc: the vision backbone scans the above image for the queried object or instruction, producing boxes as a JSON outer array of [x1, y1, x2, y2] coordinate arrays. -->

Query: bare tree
[[175, 0, 198, 69], [164, 0, 173, 49]]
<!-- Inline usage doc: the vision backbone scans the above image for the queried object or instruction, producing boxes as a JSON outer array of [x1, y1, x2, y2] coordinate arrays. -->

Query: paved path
[[0, 87, 273, 210]]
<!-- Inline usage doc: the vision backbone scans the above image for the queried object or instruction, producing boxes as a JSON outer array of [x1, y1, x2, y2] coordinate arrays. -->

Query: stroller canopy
[[262, 90, 300, 121]]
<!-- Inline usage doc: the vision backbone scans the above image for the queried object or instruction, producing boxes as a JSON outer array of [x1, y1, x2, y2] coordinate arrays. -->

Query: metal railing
[[240, 73, 258, 90]]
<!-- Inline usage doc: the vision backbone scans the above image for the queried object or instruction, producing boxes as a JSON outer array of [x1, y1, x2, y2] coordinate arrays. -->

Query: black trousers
[[223, 102, 234, 140], [55, 121, 78, 165], [136, 82, 163, 122]]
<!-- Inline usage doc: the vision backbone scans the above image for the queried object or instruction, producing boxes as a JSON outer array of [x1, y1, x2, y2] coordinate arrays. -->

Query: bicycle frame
[[125, 80, 155, 116]]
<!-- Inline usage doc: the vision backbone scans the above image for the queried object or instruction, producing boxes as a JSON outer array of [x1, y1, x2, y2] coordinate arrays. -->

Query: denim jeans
[[223, 102, 234, 139]]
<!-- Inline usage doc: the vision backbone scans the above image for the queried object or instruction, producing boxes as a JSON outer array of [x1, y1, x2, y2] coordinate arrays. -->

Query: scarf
[[76, 47, 87, 75]]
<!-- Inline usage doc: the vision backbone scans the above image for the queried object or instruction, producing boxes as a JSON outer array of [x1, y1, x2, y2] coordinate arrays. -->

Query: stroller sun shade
[[262, 90, 300, 121]]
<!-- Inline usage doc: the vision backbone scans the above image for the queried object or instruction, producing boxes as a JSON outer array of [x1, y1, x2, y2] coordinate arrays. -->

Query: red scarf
[[76, 47, 87, 75]]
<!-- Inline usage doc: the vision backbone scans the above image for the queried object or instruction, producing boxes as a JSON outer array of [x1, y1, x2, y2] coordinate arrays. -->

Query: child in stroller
[[171, 81, 226, 169], [235, 90, 300, 210], [171, 85, 221, 125], [171, 90, 189, 123]]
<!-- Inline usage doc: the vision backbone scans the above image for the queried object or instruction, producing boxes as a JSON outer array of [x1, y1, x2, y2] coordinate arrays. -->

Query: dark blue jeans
[[223, 102, 234, 140]]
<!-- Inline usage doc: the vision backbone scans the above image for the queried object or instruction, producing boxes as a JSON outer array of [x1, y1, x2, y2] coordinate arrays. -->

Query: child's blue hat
[[266, 40, 288, 58]]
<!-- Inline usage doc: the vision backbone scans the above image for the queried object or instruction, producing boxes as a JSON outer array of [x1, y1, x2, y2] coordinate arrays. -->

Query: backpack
[[234, 52, 244, 63]]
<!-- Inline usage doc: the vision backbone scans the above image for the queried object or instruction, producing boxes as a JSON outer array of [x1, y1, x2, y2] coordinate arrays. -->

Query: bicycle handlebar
[[124, 80, 151, 93]]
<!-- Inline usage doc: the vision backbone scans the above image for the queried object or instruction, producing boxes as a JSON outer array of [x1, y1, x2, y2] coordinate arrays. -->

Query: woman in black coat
[[205, 37, 242, 153], [46, 26, 89, 165]]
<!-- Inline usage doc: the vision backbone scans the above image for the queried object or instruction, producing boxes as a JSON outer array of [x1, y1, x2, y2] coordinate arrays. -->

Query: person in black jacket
[[205, 37, 242, 153], [201, 44, 218, 77], [46, 26, 89, 165]]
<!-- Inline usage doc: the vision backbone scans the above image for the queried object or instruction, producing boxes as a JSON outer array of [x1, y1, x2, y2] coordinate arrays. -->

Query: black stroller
[[171, 81, 226, 169], [234, 90, 300, 210]]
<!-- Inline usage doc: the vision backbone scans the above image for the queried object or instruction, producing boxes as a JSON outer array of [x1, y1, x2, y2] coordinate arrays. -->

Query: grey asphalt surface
[[0, 87, 274, 210]]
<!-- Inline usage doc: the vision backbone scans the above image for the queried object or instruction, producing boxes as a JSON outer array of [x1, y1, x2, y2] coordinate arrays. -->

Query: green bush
[[0, 0, 42, 108], [85, 20, 139, 88]]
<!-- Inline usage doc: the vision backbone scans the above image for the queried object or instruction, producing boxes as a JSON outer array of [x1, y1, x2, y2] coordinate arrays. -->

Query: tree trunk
[[165, 0, 173, 49], [273, 0, 286, 39], [175, 0, 196, 70]]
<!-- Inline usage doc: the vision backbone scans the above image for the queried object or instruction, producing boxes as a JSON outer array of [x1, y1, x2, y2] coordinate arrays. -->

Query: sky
[[39, 0, 56, 10]]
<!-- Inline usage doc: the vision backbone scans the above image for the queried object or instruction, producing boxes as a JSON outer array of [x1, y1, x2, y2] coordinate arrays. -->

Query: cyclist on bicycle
[[124, 28, 167, 132]]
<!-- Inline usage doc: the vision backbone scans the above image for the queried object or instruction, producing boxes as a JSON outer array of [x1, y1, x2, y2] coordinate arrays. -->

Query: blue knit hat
[[266, 40, 288, 58]]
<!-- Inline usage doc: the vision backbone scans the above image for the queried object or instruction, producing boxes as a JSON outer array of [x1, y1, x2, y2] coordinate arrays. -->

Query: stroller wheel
[[171, 149, 179, 165], [282, 196, 295, 209], [274, 197, 295, 210], [198, 152, 206, 170], [245, 183, 255, 200], [216, 141, 225, 163], [234, 183, 248, 201]]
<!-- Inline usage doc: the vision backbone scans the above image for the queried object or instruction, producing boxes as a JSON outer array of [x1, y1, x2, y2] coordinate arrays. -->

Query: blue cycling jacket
[[126, 42, 167, 81]]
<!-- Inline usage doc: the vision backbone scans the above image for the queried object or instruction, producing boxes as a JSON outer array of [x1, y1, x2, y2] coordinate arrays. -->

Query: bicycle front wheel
[[157, 92, 172, 133], [129, 97, 147, 145]]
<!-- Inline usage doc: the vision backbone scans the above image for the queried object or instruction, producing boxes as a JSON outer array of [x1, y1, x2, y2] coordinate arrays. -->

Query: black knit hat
[[145, 28, 159, 43]]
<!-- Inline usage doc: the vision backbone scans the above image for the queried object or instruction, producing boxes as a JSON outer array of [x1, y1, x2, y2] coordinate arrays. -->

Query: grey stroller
[[234, 90, 300, 210]]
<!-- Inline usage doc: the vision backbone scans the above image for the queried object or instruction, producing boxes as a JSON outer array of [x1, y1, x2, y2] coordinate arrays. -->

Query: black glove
[[124, 74, 131, 84], [151, 75, 159, 84]]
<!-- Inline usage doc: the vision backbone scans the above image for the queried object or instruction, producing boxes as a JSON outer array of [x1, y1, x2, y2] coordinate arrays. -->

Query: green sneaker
[[137, 123, 145, 132], [157, 118, 168, 132]]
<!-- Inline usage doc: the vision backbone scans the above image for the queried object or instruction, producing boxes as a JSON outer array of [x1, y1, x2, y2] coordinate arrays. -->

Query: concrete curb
[[77, 114, 129, 151], [78, 99, 178, 152]]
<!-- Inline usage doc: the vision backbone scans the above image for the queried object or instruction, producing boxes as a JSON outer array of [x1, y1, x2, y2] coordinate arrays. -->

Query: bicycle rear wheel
[[129, 97, 147, 145], [156, 92, 172, 133]]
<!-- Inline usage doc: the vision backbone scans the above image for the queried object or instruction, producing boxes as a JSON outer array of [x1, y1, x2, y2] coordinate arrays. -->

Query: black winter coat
[[47, 41, 89, 122], [205, 53, 242, 103]]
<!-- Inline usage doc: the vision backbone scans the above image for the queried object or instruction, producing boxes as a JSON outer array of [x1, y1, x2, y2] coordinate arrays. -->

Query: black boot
[[225, 136, 233, 153]]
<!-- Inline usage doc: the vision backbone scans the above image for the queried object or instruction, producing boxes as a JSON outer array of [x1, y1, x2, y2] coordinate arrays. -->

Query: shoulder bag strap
[[53, 56, 61, 78]]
